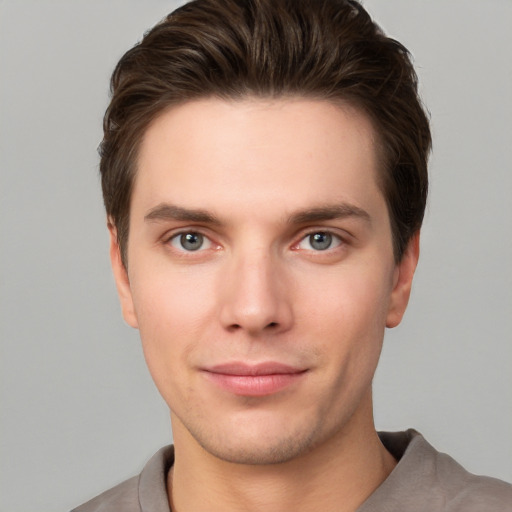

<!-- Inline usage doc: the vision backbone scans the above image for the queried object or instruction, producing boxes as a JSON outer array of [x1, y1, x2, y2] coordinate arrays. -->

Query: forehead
[[133, 97, 384, 222]]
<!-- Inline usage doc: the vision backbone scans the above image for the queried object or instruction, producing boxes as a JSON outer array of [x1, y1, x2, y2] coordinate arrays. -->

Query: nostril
[[267, 322, 278, 329]]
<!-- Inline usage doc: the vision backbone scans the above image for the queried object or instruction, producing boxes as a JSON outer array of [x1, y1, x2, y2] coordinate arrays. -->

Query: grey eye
[[169, 231, 214, 253], [173, 232, 205, 251], [309, 232, 333, 251]]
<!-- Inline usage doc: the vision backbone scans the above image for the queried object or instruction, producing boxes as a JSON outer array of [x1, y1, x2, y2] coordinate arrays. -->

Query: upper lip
[[204, 362, 306, 376]]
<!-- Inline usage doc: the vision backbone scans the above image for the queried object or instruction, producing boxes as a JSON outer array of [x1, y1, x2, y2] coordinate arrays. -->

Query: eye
[[297, 231, 342, 251], [169, 232, 212, 252]]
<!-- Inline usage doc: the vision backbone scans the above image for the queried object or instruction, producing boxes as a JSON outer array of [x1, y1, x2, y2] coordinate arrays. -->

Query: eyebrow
[[144, 203, 222, 225], [288, 204, 371, 225], [144, 202, 371, 226]]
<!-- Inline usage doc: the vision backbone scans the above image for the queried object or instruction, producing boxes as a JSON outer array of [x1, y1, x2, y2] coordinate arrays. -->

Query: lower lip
[[203, 371, 306, 396]]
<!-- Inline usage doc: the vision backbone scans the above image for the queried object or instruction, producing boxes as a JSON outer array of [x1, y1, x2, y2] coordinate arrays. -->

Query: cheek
[[131, 262, 217, 330], [298, 262, 393, 332], [127, 266, 217, 390], [289, 265, 392, 424], [297, 262, 393, 378]]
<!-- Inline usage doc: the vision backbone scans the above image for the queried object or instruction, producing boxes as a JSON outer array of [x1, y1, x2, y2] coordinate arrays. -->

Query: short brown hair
[[100, 0, 431, 266]]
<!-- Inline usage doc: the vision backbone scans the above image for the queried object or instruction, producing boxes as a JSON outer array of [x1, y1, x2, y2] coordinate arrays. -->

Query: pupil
[[310, 232, 332, 250], [181, 232, 203, 251]]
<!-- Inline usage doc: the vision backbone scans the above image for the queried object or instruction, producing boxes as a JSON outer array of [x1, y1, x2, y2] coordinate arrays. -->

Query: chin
[[185, 411, 325, 465], [198, 432, 317, 465]]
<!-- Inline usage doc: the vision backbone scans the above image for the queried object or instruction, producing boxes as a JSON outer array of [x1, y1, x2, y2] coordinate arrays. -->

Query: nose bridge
[[219, 242, 292, 334]]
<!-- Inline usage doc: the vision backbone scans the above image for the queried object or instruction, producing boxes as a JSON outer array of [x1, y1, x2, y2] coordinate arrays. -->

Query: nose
[[218, 249, 293, 336]]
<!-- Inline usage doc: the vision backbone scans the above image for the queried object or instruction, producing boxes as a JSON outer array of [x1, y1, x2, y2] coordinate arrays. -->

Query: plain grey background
[[1, 0, 511, 510]]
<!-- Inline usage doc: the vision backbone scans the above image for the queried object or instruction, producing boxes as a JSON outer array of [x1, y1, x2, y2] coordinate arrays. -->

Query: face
[[110, 98, 418, 465]]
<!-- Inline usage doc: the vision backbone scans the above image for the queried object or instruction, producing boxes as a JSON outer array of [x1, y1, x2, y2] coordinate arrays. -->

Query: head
[[100, 0, 431, 268], [102, 0, 430, 466]]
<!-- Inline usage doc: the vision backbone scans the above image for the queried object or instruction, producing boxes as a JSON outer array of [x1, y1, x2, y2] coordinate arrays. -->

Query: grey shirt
[[72, 430, 512, 511]]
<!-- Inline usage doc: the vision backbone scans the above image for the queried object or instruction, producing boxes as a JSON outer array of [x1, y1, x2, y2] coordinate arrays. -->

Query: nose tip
[[218, 257, 293, 336]]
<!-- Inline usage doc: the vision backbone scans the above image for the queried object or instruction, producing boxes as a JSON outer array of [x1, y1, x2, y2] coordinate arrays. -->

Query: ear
[[386, 231, 420, 328], [108, 222, 139, 329]]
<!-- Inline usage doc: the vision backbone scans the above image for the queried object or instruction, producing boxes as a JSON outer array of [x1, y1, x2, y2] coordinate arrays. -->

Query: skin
[[110, 98, 419, 512]]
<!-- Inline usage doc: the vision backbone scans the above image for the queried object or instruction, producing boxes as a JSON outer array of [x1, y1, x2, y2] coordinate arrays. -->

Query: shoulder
[[71, 445, 174, 512], [452, 475, 512, 510], [425, 439, 512, 511], [365, 430, 512, 512], [71, 476, 140, 512]]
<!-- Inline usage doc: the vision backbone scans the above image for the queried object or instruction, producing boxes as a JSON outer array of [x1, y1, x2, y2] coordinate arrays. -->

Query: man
[[73, 0, 512, 510]]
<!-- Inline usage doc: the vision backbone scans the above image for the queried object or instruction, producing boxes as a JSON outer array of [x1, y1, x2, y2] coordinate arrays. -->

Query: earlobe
[[386, 232, 420, 328], [108, 222, 139, 329]]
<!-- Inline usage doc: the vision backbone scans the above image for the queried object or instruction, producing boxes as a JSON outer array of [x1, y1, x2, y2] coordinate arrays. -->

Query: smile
[[202, 362, 308, 397]]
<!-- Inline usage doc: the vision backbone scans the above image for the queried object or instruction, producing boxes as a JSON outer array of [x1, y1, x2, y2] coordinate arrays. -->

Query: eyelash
[[293, 230, 345, 252], [166, 231, 215, 253], [164, 228, 347, 255]]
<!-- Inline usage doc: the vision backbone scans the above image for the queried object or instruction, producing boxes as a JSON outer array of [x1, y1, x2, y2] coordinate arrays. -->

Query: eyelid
[[163, 227, 220, 253], [170, 232, 211, 251], [291, 228, 349, 251]]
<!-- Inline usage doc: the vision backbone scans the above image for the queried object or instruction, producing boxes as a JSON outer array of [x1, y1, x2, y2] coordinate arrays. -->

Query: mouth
[[201, 362, 308, 397]]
